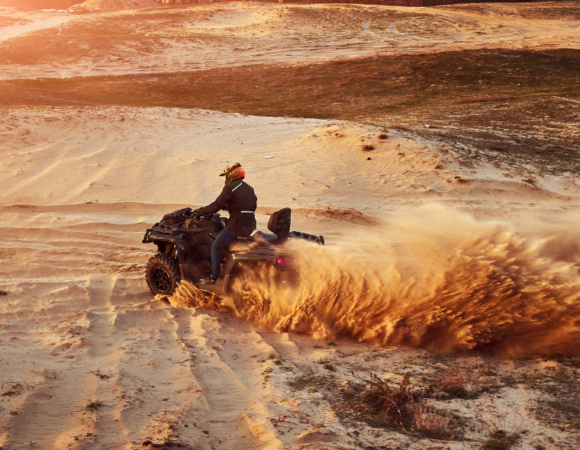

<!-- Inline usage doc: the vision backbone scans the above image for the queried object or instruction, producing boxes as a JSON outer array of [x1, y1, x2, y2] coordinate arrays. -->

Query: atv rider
[[197, 163, 257, 285]]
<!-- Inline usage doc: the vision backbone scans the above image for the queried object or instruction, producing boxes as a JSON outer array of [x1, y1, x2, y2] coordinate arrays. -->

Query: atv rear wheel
[[146, 253, 181, 296]]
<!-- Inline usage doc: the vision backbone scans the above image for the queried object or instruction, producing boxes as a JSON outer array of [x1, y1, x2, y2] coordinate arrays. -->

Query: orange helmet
[[220, 163, 245, 184]]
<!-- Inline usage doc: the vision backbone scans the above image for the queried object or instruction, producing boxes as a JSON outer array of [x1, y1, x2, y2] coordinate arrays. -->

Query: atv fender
[[143, 230, 187, 280], [172, 236, 187, 280]]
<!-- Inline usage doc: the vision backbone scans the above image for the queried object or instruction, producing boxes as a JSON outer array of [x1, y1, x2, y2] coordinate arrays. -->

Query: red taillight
[[277, 258, 283, 266]]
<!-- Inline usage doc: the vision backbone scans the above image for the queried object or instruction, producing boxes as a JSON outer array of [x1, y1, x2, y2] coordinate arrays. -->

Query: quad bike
[[142, 207, 324, 296]]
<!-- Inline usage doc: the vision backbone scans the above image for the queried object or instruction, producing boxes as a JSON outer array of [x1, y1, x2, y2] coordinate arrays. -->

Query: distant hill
[[0, 0, 546, 11], [0, 0, 82, 8], [0, 0, 196, 9], [71, 0, 159, 9]]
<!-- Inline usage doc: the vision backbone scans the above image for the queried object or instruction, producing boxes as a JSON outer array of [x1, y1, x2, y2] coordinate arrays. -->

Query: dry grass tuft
[[361, 372, 414, 418], [86, 401, 104, 411], [336, 372, 461, 439], [478, 403, 525, 449], [434, 368, 472, 398], [431, 367, 502, 400], [410, 402, 458, 440], [1, 390, 18, 396], [287, 375, 313, 391], [482, 431, 519, 450]]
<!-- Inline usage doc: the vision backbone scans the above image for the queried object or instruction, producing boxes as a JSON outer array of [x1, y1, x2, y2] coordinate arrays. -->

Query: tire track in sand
[[174, 310, 284, 450]]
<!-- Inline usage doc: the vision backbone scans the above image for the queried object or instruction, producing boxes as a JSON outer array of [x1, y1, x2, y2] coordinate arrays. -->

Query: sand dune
[[0, 12, 68, 42], [1, 2, 580, 449], [0, 3, 579, 81], [72, 0, 159, 10], [2, 106, 577, 210]]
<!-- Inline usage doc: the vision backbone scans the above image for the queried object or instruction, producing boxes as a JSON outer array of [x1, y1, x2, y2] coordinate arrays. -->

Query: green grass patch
[[86, 401, 104, 410], [287, 375, 312, 391], [1, 391, 18, 396]]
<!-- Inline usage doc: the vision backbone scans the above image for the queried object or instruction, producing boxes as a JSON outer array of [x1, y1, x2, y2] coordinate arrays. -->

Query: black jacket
[[200, 180, 257, 236]]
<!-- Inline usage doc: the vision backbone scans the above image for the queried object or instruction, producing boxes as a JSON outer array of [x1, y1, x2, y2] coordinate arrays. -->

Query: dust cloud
[[174, 204, 580, 357]]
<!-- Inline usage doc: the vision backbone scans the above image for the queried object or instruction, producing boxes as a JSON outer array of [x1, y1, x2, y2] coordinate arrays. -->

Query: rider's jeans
[[211, 228, 238, 279]]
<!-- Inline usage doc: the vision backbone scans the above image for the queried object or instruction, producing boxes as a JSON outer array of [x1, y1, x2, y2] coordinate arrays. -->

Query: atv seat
[[252, 208, 291, 245], [253, 231, 277, 244], [228, 208, 292, 252], [227, 232, 275, 252]]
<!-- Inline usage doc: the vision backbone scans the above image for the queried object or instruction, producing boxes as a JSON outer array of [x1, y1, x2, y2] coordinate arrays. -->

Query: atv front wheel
[[146, 254, 181, 295]]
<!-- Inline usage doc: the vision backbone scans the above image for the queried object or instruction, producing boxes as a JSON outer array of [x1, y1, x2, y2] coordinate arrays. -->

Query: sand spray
[[171, 204, 580, 356]]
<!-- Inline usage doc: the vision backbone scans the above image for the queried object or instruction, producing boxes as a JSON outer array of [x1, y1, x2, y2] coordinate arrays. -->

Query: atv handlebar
[[189, 209, 221, 222]]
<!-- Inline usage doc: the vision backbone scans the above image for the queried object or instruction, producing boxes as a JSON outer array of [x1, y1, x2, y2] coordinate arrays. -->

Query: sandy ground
[[1, 2, 580, 450], [1, 106, 580, 450], [0, 11, 68, 42]]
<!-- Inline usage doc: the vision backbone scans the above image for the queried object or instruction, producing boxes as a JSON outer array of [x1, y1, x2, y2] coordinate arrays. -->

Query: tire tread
[[146, 253, 181, 295]]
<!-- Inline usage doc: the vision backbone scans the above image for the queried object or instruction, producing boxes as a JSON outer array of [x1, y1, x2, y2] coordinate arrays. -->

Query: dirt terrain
[[1, 2, 580, 450]]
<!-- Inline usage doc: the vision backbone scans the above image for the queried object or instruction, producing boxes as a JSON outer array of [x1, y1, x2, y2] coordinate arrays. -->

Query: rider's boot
[[200, 275, 223, 285]]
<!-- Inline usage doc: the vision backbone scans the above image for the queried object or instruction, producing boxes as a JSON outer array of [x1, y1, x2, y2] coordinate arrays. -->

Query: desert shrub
[[338, 372, 460, 439], [411, 402, 458, 440], [433, 368, 474, 399], [287, 376, 312, 391], [430, 368, 502, 399], [324, 363, 336, 372], [362, 372, 414, 417], [86, 401, 104, 410], [482, 430, 519, 449], [478, 404, 525, 449]]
